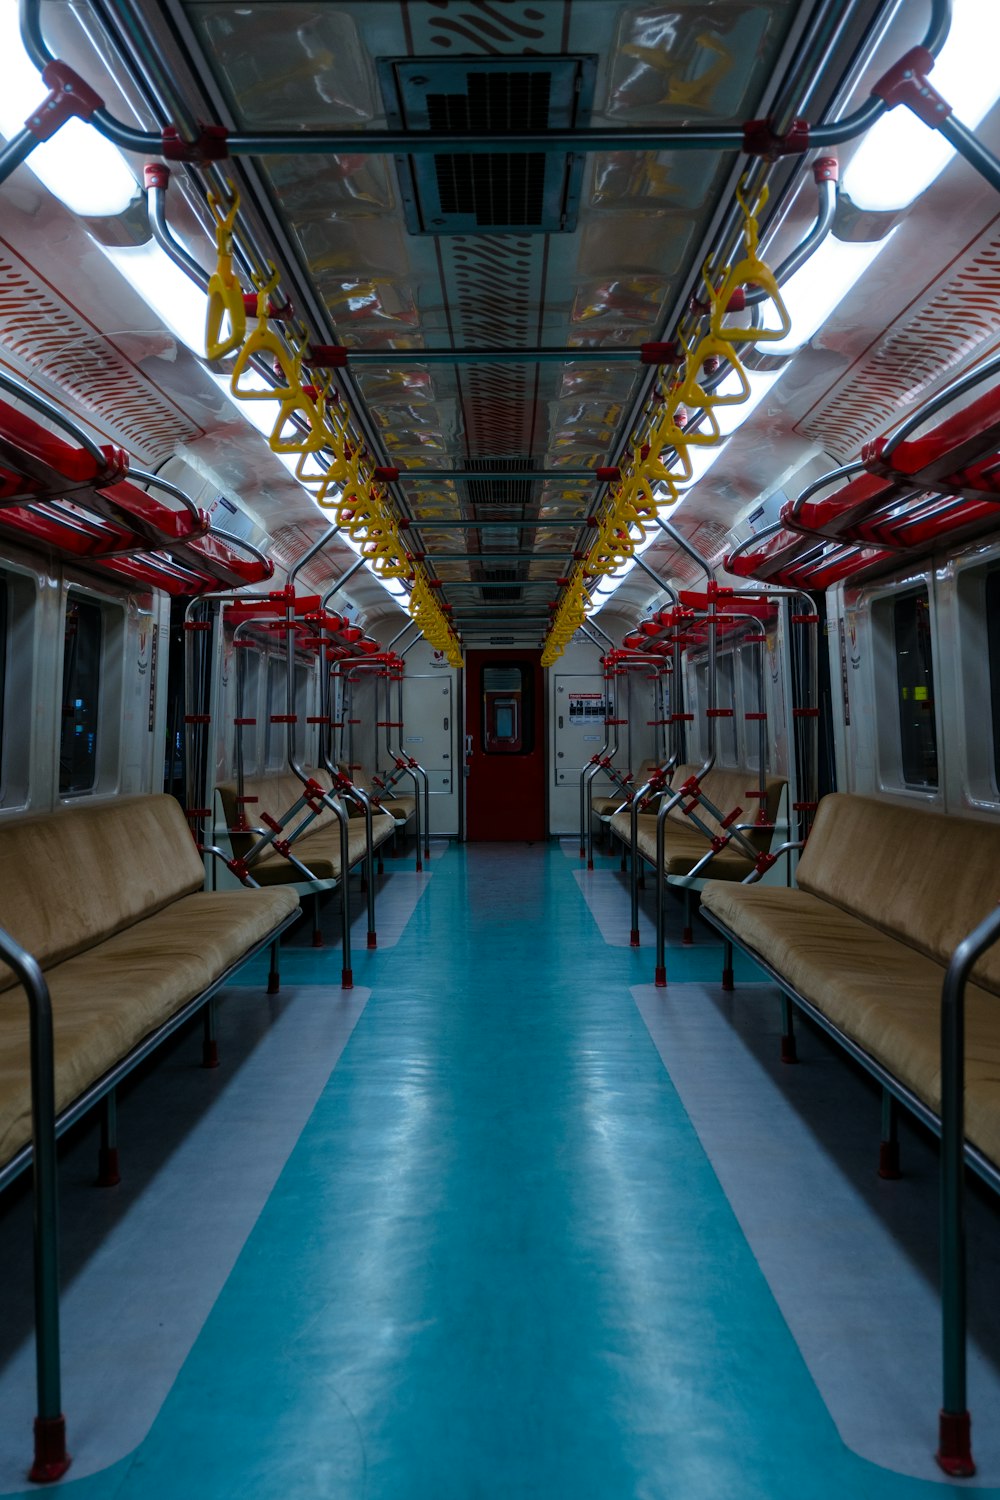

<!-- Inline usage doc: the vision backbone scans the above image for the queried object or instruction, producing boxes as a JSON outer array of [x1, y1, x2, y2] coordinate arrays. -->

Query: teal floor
[[9, 842, 999, 1497]]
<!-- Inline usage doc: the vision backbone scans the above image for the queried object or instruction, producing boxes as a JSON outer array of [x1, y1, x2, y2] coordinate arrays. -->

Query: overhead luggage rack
[[0, 373, 273, 592]]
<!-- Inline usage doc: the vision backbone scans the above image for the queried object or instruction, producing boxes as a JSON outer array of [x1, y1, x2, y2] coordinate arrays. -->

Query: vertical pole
[[935, 905, 1000, 1478], [0, 930, 72, 1483]]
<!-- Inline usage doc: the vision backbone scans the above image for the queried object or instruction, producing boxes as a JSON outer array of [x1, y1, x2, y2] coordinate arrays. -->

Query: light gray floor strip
[[633, 980, 1000, 1485], [0, 983, 371, 1489], [573, 867, 654, 947]]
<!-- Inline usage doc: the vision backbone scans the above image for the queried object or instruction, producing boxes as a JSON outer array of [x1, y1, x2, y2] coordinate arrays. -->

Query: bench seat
[[0, 885, 297, 1166], [217, 771, 395, 885], [0, 793, 298, 1174], [701, 880, 1000, 1166], [610, 764, 787, 882], [700, 792, 1000, 1168]]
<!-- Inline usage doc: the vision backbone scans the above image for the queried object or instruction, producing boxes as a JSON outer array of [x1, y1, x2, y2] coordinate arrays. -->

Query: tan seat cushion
[[700, 879, 1000, 1168], [242, 811, 395, 885], [610, 810, 756, 882], [794, 794, 1000, 990], [0, 795, 205, 992], [0, 885, 298, 1166]]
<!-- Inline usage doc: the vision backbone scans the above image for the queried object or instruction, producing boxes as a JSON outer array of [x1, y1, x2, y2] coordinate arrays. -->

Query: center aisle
[[53, 843, 963, 1498]]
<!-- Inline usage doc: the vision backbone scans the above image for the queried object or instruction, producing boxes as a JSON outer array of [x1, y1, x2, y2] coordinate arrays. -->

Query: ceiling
[[3, 1, 1000, 646]]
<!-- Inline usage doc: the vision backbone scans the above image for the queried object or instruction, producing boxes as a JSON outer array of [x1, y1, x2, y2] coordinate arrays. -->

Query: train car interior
[[4, 0, 1000, 1493]]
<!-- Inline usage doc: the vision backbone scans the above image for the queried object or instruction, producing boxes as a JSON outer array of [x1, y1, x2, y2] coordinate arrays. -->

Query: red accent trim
[[233, 717, 256, 726], [706, 708, 734, 718], [308, 344, 349, 367], [654, 965, 666, 987], [872, 46, 951, 128], [183, 714, 210, 724], [236, 795, 258, 805], [720, 806, 743, 829], [187, 808, 211, 819], [745, 712, 768, 721], [813, 155, 839, 183], [342, 968, 354, 989], [742, 116, 811, 158], [630, 928, 640, 948], [936, 1411, 975, 1477], [184, 621, 212, 631], [143, 162, 170, 190], [793, 708, 820, 718], [790, 614, 820, 624], [96, 1145, 121, 1187], [793, 800, 818, 811], [374, 466, 399, 481], [367, 931, 378, 950], [26, 62, 103, 140], [878, 1140, 902, 1180], [161, 123, 230, 163], [30, 1415, 71, 1483], [269, 714, 297, 723], [595, 467, 620, 482], [261, 813, 283, 833], [640, 342, 679, 365]]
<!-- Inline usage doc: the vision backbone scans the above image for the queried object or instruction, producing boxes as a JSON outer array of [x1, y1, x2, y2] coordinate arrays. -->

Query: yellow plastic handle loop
[[687, 330, 753, 408], [230, 267, 302, 402], [270, 387, 322, 456], [204, 190, 246, 361], [712, 183, 792, 347]]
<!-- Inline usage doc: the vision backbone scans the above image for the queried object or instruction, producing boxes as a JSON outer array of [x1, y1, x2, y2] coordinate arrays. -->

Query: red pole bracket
[[25, 62, 103, 140], [307, 345, 350, 367], [742, 116, 811, 159], [640, 342, 679, 365], [871, 46, 952, 127], [161, 123, 230, 163]]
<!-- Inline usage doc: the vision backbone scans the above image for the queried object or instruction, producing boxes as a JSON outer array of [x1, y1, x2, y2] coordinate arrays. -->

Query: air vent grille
[[381, 56, 595, 237], [429, 73, 550, 228], [466, 456, 534, 508]]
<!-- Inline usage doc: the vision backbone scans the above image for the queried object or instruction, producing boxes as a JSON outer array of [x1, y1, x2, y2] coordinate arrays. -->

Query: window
[[716, 653, 738, 766], [987, 570, 1000, 794], [0, 579, 7, 791], [892, 588, 938, 789], [265, 657, 287, 770], [738, 645, 768, 771], [59, 597, 103, 795], [482, 662, 534, 755]]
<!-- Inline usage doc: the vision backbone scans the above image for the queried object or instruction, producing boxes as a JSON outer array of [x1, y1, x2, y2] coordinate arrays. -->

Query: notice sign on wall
[[568, 693, 607, 724]]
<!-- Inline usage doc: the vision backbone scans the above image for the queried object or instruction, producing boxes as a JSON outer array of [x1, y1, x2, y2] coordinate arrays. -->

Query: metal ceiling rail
[[322, 347, 667, 367], [414, 520, 584, 530], [429, 553, 569, 562], [14, 0, 953, 174], [394, 470, 600, 483]]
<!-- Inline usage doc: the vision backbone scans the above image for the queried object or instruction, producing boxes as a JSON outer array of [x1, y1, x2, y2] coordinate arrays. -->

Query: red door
[[464, 649, 545, 840]]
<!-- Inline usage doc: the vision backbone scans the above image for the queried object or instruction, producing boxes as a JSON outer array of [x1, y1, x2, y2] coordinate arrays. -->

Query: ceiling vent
[[465, 455, 535, 508], [479, 566, 522, 603], [380, 56, 595, 236]]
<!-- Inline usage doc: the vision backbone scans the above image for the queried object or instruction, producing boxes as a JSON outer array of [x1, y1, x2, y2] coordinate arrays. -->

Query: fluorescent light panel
[[0, 2, 137, 216], [758, 235, 893, 354], [101, 239, 207, 352], [844, 0, 1000, 211]]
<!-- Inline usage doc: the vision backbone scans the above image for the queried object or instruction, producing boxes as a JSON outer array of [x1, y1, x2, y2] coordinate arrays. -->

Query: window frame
[[57, 583, 126, 803]]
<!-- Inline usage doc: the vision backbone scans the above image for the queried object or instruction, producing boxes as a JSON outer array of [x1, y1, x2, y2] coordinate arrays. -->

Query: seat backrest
[[0, 794, 205, 990], [797, 793, 1000, 988], [668, 763, 786, 851], [217, 769, 339, 859]]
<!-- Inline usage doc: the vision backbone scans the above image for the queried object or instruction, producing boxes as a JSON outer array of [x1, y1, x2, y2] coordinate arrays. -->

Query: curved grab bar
[[145, 178, 211, 293], [206, 525, 272, 570], [0, 368, 108, 467], [131, 467, 202, 521], [882, 347, 1000, 461], [788, 459, 868, 519], [745, 176, 837, 306]]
